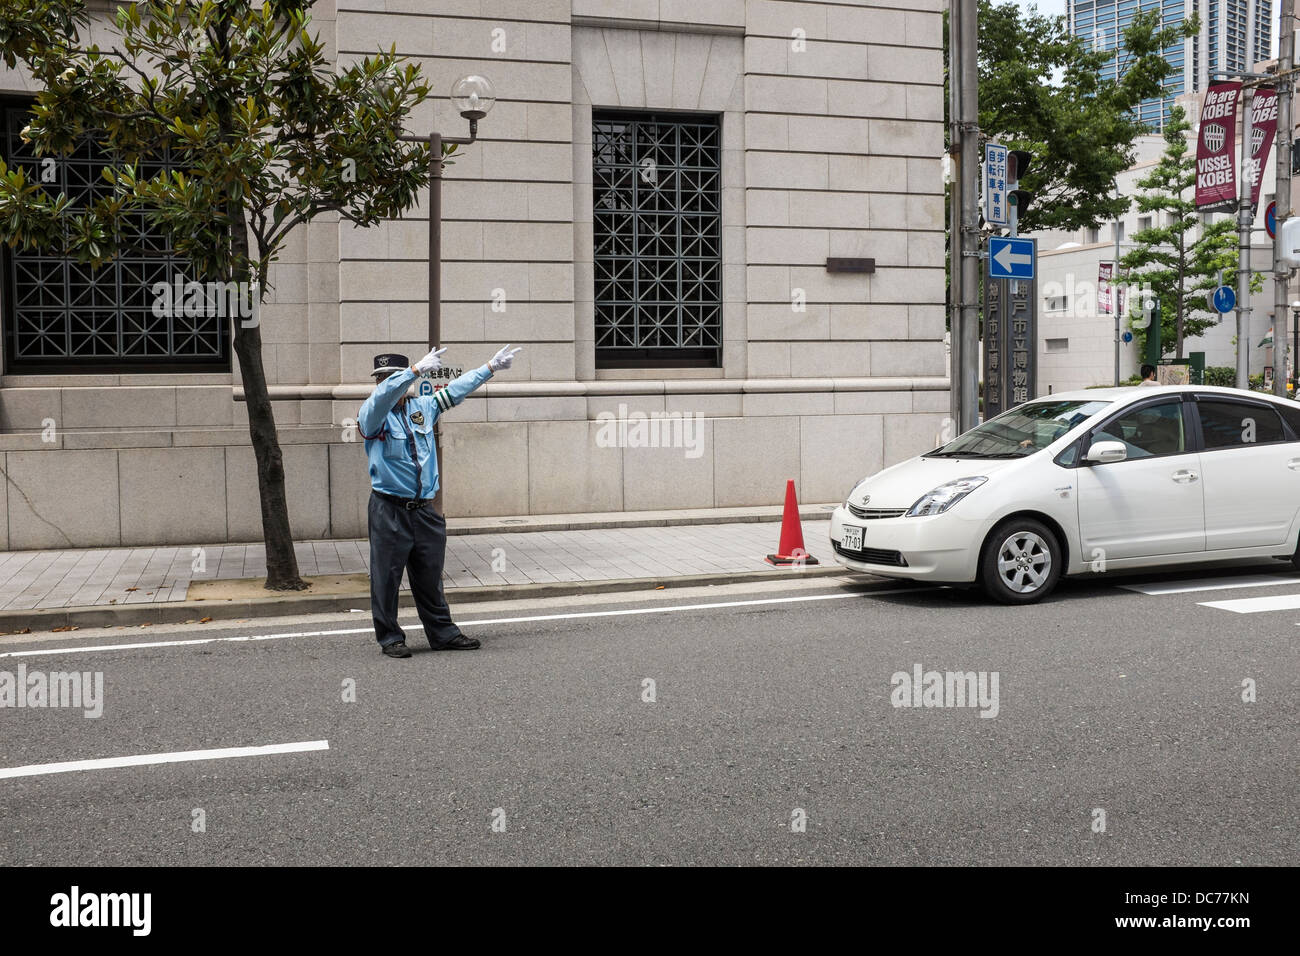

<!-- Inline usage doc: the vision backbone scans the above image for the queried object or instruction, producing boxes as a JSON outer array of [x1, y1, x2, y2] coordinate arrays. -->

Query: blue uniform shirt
[[358, 364, 494, 499]]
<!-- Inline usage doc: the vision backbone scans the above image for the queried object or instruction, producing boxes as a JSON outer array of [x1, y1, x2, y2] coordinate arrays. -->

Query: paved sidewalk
[[0, 512, 838, 622]]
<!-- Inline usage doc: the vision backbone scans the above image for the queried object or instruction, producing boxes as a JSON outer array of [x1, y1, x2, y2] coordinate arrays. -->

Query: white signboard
[[985, 143, 1009, 227]]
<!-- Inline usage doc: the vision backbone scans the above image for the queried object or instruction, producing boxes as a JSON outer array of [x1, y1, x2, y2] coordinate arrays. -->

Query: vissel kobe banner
[[1196, 81, 1241, 210], [1097, 262, 1114, 315], [1247, 87, 1279, 210]]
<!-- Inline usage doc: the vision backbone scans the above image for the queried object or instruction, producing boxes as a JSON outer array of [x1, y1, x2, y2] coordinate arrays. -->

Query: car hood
[[846, 455, 1026, 509]]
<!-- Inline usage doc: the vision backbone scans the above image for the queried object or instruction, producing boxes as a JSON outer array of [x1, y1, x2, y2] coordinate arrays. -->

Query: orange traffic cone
[[765, 479, 819, 566]]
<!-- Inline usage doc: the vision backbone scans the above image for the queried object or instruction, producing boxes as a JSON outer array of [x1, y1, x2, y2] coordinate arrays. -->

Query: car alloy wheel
[[981, 519, 1062, 604], [997, 530, 1052, 593]]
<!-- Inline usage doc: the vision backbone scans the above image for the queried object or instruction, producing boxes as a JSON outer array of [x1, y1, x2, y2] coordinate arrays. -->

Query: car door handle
[[1171, 469, 1199, 483], [1289, 458, 1300, 472]]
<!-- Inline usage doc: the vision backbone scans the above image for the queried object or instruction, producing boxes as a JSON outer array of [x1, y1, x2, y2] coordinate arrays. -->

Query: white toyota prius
[[830, 385, 1300, 603]]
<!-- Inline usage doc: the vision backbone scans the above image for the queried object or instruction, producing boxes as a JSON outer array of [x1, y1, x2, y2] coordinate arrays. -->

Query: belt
[[373, 490, 435, 511]]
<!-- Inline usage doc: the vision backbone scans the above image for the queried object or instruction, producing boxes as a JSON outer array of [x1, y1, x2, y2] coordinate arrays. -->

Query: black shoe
[[430, 633, 480, 651], [382, 642, 412, 658]]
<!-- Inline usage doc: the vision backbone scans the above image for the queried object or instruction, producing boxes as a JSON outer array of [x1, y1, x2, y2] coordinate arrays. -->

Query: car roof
[[1037, 385, 1292, 405]]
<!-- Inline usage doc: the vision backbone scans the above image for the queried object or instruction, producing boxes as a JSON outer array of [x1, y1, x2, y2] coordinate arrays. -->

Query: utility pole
[[947, 0, 963, 431], [1275, 0, 1295, 399], [1113, 223, 1121, 386], [1237, 86, 1256, 390], [948, 0, 980, 433]]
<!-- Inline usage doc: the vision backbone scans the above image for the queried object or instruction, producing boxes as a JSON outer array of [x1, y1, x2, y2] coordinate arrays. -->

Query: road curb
[[0, 565, 852, 633], [448, 505, 837, 535]]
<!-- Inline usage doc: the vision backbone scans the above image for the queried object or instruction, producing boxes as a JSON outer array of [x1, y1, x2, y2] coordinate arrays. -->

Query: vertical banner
[[1196, 81, 1241, 210], [1097, 262, 1114, 315], [1248, 87, 1279, 211], [983, 276, 1005, 420], [1007, 277, 1036, 408], [983, 273, 1038, 417]]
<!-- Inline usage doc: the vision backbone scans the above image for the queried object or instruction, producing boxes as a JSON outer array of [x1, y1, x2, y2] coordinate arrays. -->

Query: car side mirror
[[1085, 440, 1127, 464]]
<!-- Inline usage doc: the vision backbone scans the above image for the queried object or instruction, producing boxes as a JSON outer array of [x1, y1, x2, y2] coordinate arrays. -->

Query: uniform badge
[[410, 411, 425, 426]]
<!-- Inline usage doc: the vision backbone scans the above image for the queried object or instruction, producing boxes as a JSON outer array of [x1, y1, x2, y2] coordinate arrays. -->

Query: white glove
[[489, 344, 522, 372], [413, 346, 447, 375]]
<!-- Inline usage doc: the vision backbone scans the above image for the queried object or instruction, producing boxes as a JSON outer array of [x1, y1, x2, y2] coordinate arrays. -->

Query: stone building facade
[[0, 0, 947, 550]]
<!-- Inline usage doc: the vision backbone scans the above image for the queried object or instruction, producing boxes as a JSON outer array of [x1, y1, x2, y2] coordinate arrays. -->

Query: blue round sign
[[417, 378, 434, 396], [1121, 331, 1133, 343], [1267, 201, 1277, 239], [1211, 285, 1236, 314]]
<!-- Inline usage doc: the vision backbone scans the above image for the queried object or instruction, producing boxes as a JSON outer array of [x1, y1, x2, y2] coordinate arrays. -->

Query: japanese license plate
[[840, 524, 863, 551]]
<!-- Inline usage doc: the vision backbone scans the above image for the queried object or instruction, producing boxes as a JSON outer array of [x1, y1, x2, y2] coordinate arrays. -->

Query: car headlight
[[905, 476, 987, 516]]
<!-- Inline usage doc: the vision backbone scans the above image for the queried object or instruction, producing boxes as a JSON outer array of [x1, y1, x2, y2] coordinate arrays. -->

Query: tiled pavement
[[0, 520, 834, 612]]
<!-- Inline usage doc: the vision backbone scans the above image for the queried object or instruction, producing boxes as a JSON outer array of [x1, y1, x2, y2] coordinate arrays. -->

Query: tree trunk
[[1175, 237, 1186, 359], [233, 321, 306, 591], [227, 199, 305, 591]]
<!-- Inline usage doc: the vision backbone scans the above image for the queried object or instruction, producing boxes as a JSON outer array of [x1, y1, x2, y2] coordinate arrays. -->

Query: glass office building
[[1068, 0, 1273, 129]]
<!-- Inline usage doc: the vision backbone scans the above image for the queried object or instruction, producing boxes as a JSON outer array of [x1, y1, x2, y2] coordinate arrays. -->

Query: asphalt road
[[0, 565, 1296, 866]]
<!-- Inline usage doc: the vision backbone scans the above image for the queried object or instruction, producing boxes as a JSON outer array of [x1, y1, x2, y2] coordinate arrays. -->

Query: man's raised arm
[[430, 344, 523, 416], [358, 367, 415, 438]]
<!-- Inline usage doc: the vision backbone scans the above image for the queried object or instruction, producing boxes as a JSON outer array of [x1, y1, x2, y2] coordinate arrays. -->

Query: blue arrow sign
[[988, 236, 1035, 280], [1210, 285, 1236, 314]]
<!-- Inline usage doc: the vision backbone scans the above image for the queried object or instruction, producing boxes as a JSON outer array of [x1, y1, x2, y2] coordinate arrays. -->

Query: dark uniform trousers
[[368, 492, 463, 647]]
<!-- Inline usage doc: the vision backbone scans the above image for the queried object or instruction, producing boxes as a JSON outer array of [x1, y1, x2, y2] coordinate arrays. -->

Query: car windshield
[[927, 400, 1112, 458]]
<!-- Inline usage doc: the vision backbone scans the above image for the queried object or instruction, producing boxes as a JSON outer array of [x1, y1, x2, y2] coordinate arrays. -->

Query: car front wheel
[[981, 519, 1062, 605]]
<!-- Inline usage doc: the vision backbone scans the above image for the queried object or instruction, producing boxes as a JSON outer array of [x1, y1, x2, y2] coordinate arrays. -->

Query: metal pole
[[1275, 0, 1294, 398], [400, 126, 476, 516], [958, 0, 980, 431], [948, 0, 964, 431], [1294, 306, 1299, 393], [1113, 224, 1121, 385], [430, 132, 444, 516], [1236, 87, 1255, 390]]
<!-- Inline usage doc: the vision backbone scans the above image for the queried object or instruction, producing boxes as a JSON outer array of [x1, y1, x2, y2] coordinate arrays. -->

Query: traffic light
[[1007, 150, 1033, 183], [1007, 150, 1034, 224]]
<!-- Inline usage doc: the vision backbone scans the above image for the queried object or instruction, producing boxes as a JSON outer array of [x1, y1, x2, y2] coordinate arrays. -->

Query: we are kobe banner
[[1247, 86, 1279, 211], [1196, 81, 1241, 211]]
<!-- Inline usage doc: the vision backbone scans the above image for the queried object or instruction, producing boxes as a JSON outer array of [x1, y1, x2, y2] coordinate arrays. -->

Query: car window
[[1196, 399, 1286, 449], [1275, 401, 1300, 440], [1091, 400, 1186, 459], [928, 399, 1110, 458]]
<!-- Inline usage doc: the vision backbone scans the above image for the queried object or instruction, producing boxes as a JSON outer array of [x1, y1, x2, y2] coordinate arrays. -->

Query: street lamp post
[[399, 74, 496, 516]]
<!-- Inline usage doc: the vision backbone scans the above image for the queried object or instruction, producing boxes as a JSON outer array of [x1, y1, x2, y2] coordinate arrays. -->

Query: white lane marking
[[0, 587, 925, 660], [0, 740, 329, 781], [1122, 573, 1299, 595], [0, 629, 374, 659], [1198, 593, 1300, 614]]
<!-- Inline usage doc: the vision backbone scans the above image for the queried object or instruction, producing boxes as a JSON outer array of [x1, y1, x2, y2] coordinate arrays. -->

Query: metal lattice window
[[592, 111, 722, 368], [1, 100, 229, 373]]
